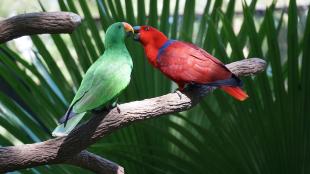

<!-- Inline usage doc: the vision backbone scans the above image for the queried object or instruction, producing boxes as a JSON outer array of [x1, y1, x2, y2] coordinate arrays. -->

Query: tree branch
[[0, 12, 81, 43], [0, 58, 266, 173], [66, 151, 124, 174]]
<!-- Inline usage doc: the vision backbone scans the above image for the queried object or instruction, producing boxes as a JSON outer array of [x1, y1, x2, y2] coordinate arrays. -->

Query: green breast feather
[[72, 53, 132, 113]]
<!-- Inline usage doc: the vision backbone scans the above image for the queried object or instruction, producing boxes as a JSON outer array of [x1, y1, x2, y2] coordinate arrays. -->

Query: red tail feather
[[220, 86, 248, 101]]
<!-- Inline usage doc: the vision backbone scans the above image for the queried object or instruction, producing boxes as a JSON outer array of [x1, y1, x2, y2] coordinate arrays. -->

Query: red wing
[[158, 41, 232, 84]]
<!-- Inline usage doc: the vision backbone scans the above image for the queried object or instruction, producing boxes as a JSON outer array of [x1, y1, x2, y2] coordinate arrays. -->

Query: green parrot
[[52, 22, 134, 137]]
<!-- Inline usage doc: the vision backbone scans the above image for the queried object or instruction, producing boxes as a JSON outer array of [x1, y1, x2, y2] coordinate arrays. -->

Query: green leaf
[[265, 7, 287, 110], [242, 2, 273, 113], [148, 0, 158, 27], [180, 0, 195, 42], [51, 34, 82, 86], [66, 0, 99, 61], [78, 0, 105, 54], [195, 0, 212, 45], [170, 0, 179, 39], [287, 0, 299, 119], [137, 0, 146, 24], [125, 0, 135, 24], [31, 35, 73, 101], [96, 0, 113, 30], [159, 0, 170, 35]]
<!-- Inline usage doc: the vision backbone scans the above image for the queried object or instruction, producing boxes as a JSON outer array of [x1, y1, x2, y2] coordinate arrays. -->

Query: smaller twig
[[0, 12, 81, 43], [66, 151, 124, 174], [225, 58, 266, 76]]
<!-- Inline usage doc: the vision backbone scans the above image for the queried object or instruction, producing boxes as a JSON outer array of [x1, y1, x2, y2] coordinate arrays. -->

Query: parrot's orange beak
[[123, 22, 134, 34]]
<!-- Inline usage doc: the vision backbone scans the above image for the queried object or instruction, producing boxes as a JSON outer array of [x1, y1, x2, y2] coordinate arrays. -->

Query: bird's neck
[[103, 43, 131, 64], [144, 37, 168, 67], [105, 42, 126, 50]]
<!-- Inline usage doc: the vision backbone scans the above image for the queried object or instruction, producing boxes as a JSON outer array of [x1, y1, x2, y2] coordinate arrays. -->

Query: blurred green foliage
[[0, 0, 309, 173]]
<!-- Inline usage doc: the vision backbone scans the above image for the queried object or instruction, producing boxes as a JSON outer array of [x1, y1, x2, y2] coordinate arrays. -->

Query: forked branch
[[0, 58, 266, 173]]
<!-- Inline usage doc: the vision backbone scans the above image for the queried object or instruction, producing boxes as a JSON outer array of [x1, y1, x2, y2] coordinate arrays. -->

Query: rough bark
[[0, 58, 266, 173], [0, 12, 81, 43], [66, 151, 124, 174]]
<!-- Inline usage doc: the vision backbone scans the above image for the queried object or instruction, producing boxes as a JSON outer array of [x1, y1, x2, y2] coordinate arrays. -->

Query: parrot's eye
[[144, 27, 150, 31], [118, 25, 122, 29]]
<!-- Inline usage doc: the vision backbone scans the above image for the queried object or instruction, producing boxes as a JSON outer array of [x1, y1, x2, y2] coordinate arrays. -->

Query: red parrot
[[133, 26, 248, 101]]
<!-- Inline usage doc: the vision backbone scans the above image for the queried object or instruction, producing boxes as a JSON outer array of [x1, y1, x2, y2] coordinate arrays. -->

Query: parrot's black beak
[[126, 32, 132, 37], [133, 26, 141, 33], [133, 33, 140, 41], [133, 26, 141, 41]]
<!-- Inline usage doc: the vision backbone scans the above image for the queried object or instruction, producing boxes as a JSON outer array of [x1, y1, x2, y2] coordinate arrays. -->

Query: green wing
[[69, 57, 103, 107], [71, 55, 132, 113]]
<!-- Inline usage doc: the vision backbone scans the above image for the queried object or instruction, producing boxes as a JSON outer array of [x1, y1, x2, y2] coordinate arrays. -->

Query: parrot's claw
[[174, 90, 183, 99], [116, 103, 121, 113]]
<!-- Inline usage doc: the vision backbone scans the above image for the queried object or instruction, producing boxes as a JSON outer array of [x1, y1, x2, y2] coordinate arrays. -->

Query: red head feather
[[136, 26, 168, 67]]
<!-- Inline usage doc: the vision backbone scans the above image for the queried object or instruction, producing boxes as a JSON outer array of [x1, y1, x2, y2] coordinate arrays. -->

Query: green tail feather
[[52, 112, 86, 137]]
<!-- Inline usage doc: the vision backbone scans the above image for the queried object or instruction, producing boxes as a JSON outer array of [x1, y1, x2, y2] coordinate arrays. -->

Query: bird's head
[[133, 25, 168, 48], [104, 22, 134, 48]]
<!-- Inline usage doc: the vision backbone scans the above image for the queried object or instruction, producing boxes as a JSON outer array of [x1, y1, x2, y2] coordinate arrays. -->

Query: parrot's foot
[[92, 105, 113, 114], [173, 89, 183, 99], [111, 100, 121, 113], [116, 103, 121, 113], [52, 132, 68, 137]]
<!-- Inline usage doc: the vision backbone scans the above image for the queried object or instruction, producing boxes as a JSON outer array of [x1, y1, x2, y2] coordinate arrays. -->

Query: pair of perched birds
[[52, 22, 248, 136]]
